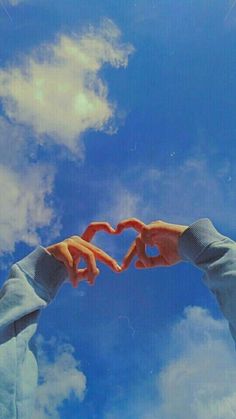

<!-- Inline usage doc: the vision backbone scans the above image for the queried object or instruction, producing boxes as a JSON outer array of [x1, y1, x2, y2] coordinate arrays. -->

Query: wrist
[[179, 225, 189, 236], [44, 246, 53, 255], [178, 218, 224, 262]]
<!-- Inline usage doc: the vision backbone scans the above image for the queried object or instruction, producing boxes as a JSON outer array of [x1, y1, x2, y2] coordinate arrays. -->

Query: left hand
[[47, 222, 121, 287], [116, 218, 188, 270]]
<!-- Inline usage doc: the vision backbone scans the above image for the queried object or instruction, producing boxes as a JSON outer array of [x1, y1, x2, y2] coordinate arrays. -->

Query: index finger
[[116, 218, 145, 234], [81, 222, 116, 241], [76, 238, 122, 273]]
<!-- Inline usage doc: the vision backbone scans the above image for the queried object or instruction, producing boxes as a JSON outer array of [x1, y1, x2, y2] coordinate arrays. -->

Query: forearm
[[179, 219, 236, 340], [0, 247, 67, 418]]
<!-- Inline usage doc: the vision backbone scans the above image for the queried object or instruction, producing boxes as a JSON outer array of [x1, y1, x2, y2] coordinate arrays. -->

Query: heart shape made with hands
[[80, 218, 150, 272]]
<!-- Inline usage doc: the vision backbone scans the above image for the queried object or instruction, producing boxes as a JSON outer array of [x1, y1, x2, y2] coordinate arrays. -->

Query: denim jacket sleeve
[[0, 246, 67, 419], [179, 218, 236, 343]]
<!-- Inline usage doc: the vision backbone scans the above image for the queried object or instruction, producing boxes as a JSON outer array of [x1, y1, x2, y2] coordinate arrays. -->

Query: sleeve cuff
[[178, 218, 227, 263], [16, 246, 68, 302]]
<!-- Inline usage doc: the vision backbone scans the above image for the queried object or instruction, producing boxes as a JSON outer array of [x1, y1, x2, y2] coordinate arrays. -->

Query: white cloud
[[0, 113, 60, 254], [34, 335, 86, 419], [146, 157, 235, 225], [98, 182, 141, 225], [0, 20, 134, 152], [109, 156, 236, 228], [0, 20, 133, 252], [105, 306, 236, 419], [0, 163, 57, 253], [0, 116, 31, 167], [153, 307, 236, 419]]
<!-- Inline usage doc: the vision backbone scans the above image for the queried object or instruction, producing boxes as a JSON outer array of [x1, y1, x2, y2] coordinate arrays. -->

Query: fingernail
[[67, 259, 73, 268]]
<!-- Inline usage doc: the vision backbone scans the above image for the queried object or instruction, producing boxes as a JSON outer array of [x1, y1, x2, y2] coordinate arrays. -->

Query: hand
[[46, 222, 121, 287], [116, 218, 188, 270]]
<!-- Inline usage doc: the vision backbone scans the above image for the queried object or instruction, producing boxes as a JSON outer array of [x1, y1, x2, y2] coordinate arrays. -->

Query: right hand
[[116, 218, 188, 270]]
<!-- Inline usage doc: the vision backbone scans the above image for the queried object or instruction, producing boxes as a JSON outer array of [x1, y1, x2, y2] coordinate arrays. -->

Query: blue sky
[[1, 0, 236, 418]]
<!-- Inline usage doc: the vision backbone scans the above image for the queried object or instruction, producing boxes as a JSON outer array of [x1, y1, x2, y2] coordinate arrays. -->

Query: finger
[[68, 252, 84, 287], [77, 245, 100, 285], [76, 268, 89, 279], [135, 255, 169, 268], [78, 239, 122, 273], [135, 236, 152, 267], [70, 268, 88, 288], [81, 222, 116, 242], [121, 240, 137, 270], [51, 244, 73, 268], [67, 242, 99, 285], [116, 218, 145, 234], [141, 221, 164, 241], [50, 244, 77, 285], [73, 268, 100, 288], [67, 265, 78, 287]]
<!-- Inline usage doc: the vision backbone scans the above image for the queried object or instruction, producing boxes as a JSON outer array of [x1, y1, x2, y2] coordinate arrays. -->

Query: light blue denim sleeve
[[0, 246, 67, 419], [179, 218, 236, 342]]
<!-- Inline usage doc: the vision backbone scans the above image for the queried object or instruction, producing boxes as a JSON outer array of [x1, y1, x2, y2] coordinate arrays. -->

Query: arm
[[0, 247, 67, 419], [118, 217, 236, 343], [0, 223, 121, 418], [179, 218, 236, 341]]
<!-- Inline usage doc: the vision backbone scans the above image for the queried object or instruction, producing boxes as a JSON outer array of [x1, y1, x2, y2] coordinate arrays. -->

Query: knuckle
[[90, 221, 105, 228], [85, 222, 95, 228], [142, 225, 151, 234], [91, 268, 97, 276], [150, 220, 162, 227], [69, 236, 79, 243]]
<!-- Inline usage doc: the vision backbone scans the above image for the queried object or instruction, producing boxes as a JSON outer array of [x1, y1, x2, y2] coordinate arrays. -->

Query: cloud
[[0, 162, 57, 253], [97, 181, 141, 225], [0, 20, 133, 252], [34, 335, 86, 419], [106, 155, 236, 229], [105, 306, 236, 419], [152, 307, 236, 419], [0, 111, 60, 255], [0, 117, 59, 254], [0, 20, 134, 152], [0, 117, 32, 167], [141, 157, 236, 227]]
